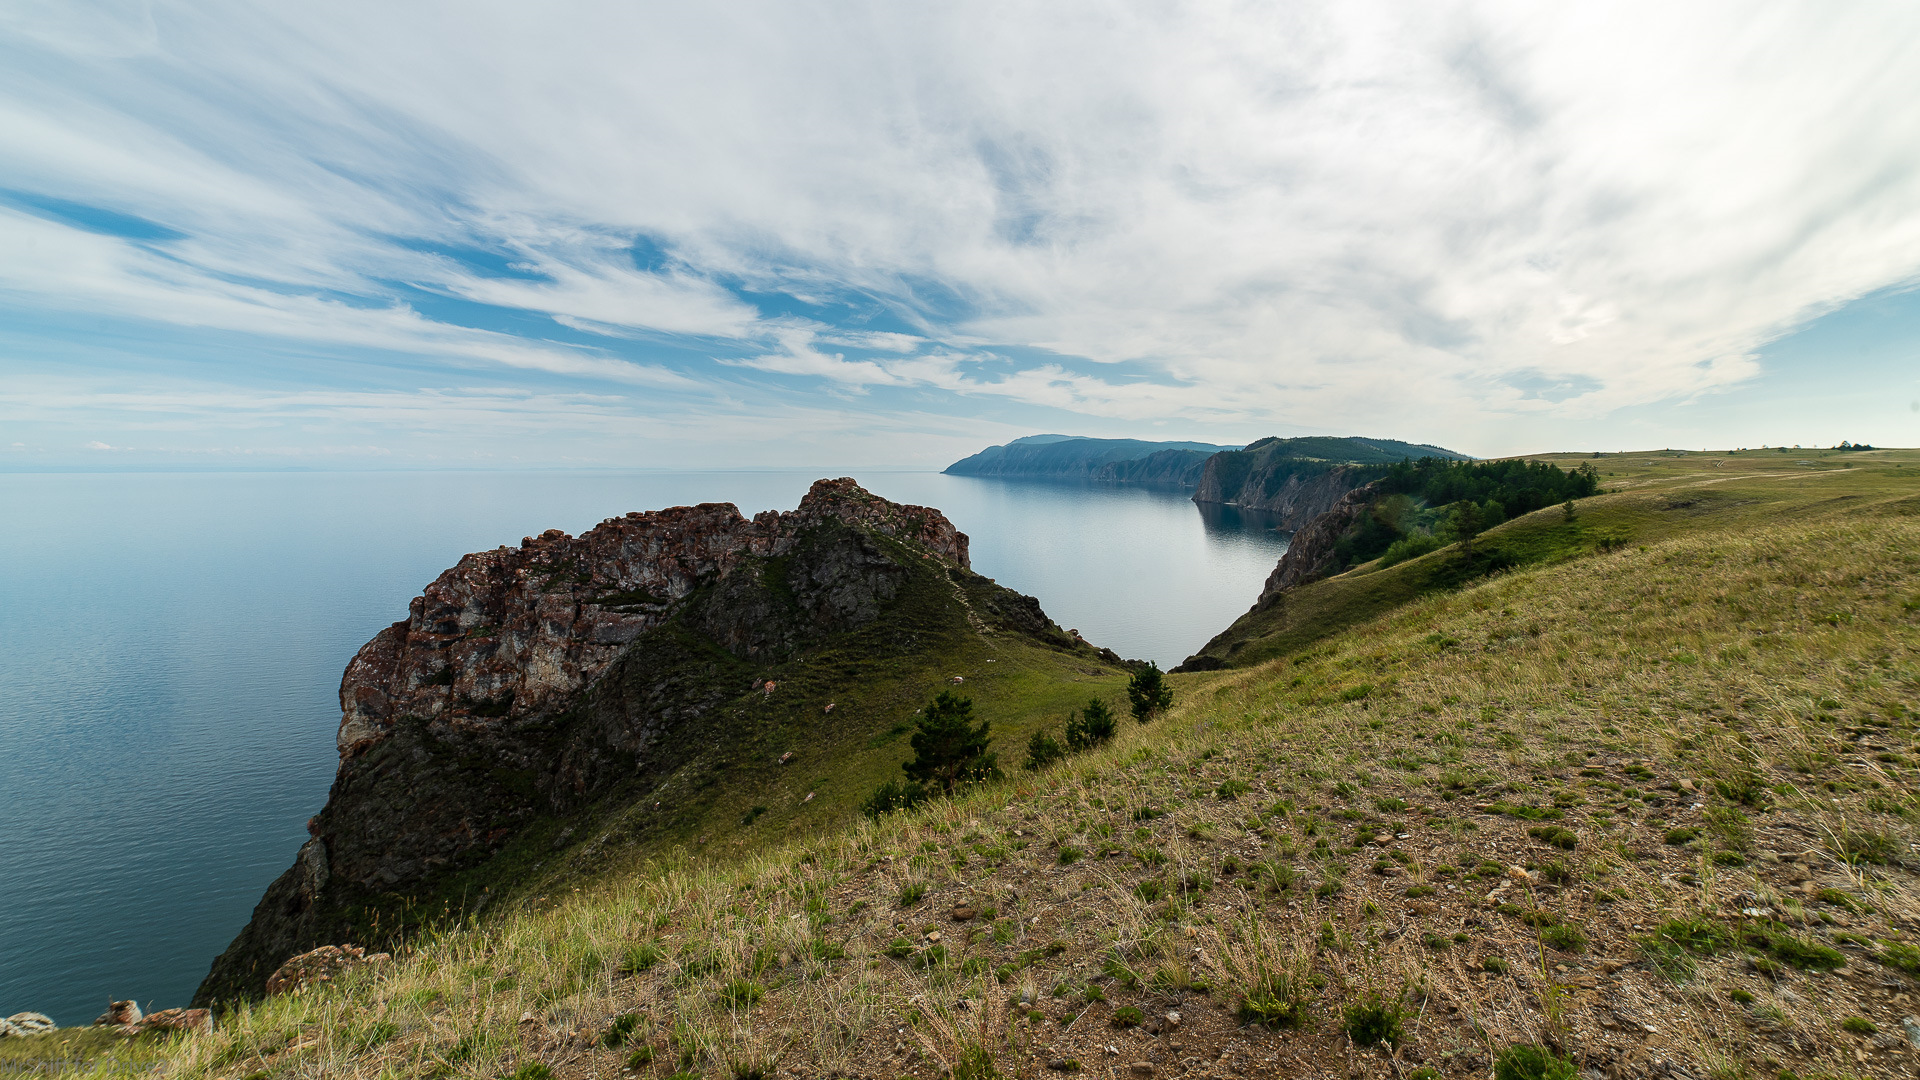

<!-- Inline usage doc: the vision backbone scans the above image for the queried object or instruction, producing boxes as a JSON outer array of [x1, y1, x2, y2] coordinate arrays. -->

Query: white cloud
[[1, 0, 1918, 459]]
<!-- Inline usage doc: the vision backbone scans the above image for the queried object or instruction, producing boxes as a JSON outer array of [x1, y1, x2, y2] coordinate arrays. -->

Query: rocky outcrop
[[0, 1013, 53, 1038], [1249, 480, 1383, 608], [198, 479, 1090, 1007], [1191, 455, 1376, 530], [265, 945, 391, 995], [93, 1001, 141, 1026], [335, 477, 967, 757]]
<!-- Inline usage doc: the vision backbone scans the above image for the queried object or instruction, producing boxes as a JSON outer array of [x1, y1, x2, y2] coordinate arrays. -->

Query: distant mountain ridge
[[942, 435, 1238, 486], [943, 435, 1469, 515]]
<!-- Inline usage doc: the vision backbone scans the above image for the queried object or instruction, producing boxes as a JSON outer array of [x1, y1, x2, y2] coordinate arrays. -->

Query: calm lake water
[[0, 470, 1287, 1024]]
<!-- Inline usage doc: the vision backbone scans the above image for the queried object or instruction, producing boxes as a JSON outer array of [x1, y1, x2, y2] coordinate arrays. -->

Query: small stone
[[1130, 1063, 1154, 1077], [1372, 834, 1393, 845], [1902, 1016, 1920, 1050], [952, 905, 977, 922], [1164, 1011, 1181, 1028], [520, 1011, 537, 1024], [925, 931, 941, 943], [1048, 1059, 1080, 1073]]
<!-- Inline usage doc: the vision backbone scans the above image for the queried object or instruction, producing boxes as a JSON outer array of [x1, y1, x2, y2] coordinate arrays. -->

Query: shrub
[[1057, 845, 1083, 865], [1662, 827, 1698, 846], [1217, 779, 1252, 800], [861, 778, 929, 819], [1024, 728, 1066, 772], [1127, 663, 1174, 721], [1493, 1043, 1577, 1080], [897, 881, 928, 907], [1341, 993, 1405, 1046], [1378, 533, 1442, 567]]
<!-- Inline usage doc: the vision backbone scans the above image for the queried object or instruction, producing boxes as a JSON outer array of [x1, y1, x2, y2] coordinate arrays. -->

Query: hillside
[[16, 449, 1920, 1080], [193, 479, 1137, 1006], [943, 436, 1238, 486], [1190, 436, 1472, 530]]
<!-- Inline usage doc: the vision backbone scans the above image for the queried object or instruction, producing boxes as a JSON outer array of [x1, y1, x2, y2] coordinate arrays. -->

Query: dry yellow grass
[[25, 462, 1920, 1080]]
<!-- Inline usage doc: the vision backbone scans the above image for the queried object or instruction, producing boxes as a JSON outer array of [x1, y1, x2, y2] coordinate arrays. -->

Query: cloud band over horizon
[[3, 0, 1920, 467]]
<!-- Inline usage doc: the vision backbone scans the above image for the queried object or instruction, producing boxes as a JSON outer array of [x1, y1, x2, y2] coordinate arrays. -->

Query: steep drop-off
[[198, 479, 1125, 1004], [1188, 436, 1464, 527]]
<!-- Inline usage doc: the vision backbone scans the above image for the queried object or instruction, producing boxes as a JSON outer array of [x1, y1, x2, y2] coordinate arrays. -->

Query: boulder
[[94, 1000, 142, 1026], [1, 1012, 55, 1036], [265, 944, 392, 995], [136, 1008, 211, 1034]]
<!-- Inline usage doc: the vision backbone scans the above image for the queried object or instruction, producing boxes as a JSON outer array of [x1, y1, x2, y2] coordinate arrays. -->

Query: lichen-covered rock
[[1, 1012, 54, 1036], [93, 1001, 142, 1026], [264, 944, 391, 995]]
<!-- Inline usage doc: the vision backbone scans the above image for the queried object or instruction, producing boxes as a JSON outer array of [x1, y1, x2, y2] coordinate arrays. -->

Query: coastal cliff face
[[1249, 480, 1383, 607], [1190, 457, 1373, 530], [1173, 480, 1382, 672], [197, 479, 1088, 1006]]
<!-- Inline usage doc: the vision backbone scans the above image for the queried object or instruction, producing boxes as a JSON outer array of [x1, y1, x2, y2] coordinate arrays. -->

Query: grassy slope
[[25, 448, 1920, 1079], [1187, 446, 1920, 669]]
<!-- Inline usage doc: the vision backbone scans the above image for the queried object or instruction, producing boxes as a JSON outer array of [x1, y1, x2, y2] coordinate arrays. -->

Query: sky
[[2, 1, 1919, 470]]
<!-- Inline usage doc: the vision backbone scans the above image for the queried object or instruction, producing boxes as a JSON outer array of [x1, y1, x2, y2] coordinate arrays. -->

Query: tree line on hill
[[1331, 457, 1601, 572]]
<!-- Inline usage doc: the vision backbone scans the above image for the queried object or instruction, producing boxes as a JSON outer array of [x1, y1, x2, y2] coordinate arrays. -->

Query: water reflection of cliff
[[1194, 500, 1292, 552]]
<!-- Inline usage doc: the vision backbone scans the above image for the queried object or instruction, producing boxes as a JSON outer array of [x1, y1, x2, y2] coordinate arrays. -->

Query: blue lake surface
[[0, 470, 1288, 1024]]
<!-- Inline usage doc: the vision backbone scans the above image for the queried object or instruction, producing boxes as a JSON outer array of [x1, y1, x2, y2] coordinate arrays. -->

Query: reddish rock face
[[336, 478, 968, 756]]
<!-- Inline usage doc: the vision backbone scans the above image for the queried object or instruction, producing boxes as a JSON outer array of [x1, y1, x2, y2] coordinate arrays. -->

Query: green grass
[[92, 447, 1920, 1080]]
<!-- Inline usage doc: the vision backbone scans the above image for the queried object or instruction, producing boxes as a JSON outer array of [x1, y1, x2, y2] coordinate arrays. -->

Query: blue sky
[[3, 1, 1919, 469]]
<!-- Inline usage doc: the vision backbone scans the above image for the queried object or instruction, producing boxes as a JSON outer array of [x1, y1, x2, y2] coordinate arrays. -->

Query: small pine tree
[[1127, 663, 1173, 722], [1024, 728, 1066, 771], [903, 691, 999, 794], [1066, 697, 1117, 751]]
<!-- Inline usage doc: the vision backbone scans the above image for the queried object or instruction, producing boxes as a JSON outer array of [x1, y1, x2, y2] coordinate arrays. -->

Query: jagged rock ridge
[[198, 479, 1096, 1006]]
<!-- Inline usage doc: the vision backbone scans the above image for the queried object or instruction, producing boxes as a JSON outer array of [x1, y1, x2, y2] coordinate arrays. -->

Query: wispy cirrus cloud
[[1, 0, 1918, 466]]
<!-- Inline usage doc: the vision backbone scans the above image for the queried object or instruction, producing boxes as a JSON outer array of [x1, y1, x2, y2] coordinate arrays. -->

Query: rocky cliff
[[1173, 480, 1382, 671], [1190, 459, 1373, 530], [1247, 480, 1383, 608], [197, 479, 1105, 1005], [1189, 436, 1466, 528]]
